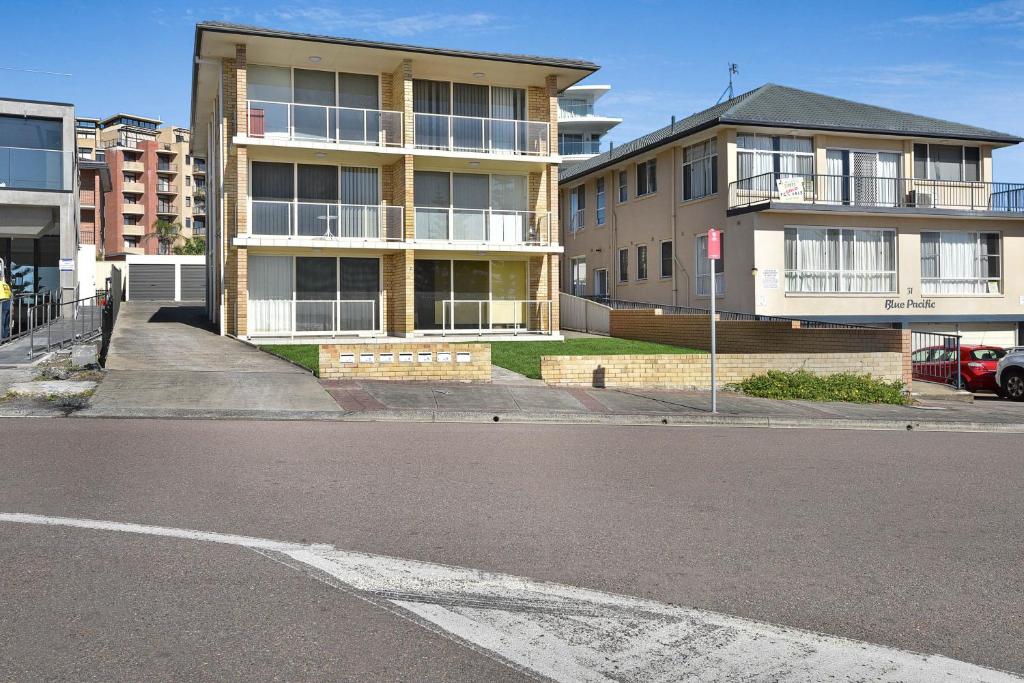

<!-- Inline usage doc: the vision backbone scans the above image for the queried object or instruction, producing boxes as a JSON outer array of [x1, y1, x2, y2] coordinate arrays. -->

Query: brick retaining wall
[[319, 343, 490, 381], [540, 352, 906, 389]]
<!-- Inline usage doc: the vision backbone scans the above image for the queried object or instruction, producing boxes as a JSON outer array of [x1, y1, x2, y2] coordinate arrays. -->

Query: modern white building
[[557, 85, 621, 164]]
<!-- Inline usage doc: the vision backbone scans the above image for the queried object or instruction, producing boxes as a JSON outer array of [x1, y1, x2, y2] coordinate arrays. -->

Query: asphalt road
[[0, 418, 1022, 680]]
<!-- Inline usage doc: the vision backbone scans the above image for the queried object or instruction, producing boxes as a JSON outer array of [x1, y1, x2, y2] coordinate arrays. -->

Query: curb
[[64, 407, 1024, 433]]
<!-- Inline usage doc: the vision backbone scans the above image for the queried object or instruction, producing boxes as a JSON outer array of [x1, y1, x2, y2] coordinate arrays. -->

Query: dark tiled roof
[[196, 22, 600, 72], [560, 84, 1022, 183]]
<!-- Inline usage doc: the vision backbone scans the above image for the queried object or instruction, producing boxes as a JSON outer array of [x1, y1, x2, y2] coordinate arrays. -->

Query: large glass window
[[296, 164, 339, 236], [415, 171, 528, 242], [0, 114, 64, 190], [696, 233, 725, 296], [569, 256, 586, 295], [682, 138, 717, 200], [295, 256, 336, 331], [414, 259, 529, 330], [618, 247, 628, 282], [784, 227, 896, 293], [338, 257, 380, 330], [636, 245, 648, 280], [661, 241, 673, 278], [414, 171, 452, 240], [596, 177, 606, 225], [251, 161, 294, 236], [736, 134, 813, 187], [921, 231, 1000, 294], [618, 170, 628, 203], [913, 144, 980, 182], [568, 185, 585, 233]]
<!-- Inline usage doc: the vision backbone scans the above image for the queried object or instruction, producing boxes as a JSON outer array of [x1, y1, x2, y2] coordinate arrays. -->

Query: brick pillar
[[385, 250, 415, 335], [529, 255, 557, 332], [222, 44, 249, 336], [396, 154, 414, 239], [392, 59, 413, 145]]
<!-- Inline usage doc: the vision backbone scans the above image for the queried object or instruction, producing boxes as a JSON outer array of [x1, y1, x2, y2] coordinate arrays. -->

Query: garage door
[[130, 264, 175, 300], [180, 264, 207, 301]]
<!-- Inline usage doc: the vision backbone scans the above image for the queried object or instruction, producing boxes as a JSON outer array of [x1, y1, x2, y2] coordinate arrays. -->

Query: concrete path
[[84, 302, 340, 416]]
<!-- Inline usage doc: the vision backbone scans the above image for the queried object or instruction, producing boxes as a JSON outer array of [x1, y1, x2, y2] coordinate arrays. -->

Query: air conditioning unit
[[908, 190, 933, 208]]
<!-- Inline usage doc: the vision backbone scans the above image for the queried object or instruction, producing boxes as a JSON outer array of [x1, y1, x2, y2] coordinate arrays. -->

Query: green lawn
[[488, 338, 701, 379], [260, 345, 319, 376], [260, 338, 701, 381]]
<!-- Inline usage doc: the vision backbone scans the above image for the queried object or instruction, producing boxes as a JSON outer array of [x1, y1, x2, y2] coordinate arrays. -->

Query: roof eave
[[719, 117, 1023, 145]]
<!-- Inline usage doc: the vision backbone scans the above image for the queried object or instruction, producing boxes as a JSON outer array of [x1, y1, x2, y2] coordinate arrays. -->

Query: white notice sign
[[761, 268, 780, 291], [59, 258, 75, 272], [775, 177, 804, 202]]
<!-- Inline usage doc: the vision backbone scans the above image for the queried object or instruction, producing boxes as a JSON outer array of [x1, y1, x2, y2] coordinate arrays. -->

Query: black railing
[[728, 172, 1024, 213], [580, 295, 883, 330]]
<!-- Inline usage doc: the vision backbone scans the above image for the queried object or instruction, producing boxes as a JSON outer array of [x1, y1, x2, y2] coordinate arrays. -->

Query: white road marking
[[1, 512, 1020, 683]]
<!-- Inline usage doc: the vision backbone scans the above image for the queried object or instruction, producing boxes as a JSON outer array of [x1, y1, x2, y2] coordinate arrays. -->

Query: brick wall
[[319, 342, 490, 381], [384, 250, 414, 334], [610, 309, 911, 385], [541, 352, 906, 389]]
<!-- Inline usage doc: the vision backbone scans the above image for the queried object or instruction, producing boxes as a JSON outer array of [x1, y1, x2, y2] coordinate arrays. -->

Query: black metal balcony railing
[[728, 172, 1024, 213]]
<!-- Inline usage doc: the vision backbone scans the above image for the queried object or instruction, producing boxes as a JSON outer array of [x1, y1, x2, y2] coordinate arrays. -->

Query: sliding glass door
[[413, 259, 530, 332]]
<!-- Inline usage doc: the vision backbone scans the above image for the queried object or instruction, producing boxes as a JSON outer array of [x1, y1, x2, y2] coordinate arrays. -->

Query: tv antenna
[[716, 63, 738, 104]]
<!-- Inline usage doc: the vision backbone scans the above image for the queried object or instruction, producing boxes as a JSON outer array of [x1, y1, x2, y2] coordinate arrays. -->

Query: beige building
[[190, 22, 596, 341], [75, 114, 206, 256], [559, 84, 1024, 346]]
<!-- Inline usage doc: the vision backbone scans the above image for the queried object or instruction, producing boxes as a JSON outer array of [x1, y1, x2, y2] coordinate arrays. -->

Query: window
[[913, 144, 980, 181], [186, 175, 191, 186], [661, 240, 673, 278], [618, 247, 629, 282], [682, 138, 718, 200], [595, 177, 606, 225], [568, 184, 585, 233], [736, 134, 813, 186], [636, 159, 657, 196], [784, 227, 896, 293], [186, 217, 192, 228], [186, 155, 191, 164], [636, 245, 648, 280], [569, 256, 586, 296], [920, 231, 1000, 294], [695, 233, 725, 296], [593, 268, 608, 296], [618, 170, 628, 202], [186, 196, 191, 207], [124, 236, 139, 248]]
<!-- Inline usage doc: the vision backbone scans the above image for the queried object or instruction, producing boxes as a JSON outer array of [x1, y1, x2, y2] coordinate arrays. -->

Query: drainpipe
[[671, 121, 678, 306]]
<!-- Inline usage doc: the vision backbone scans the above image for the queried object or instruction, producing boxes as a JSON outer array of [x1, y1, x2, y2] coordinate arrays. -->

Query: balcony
[[728, 172, 1024, 214], [413, 114, 550, 157], [156, 162, 178, 174], [123, 160, 144, 173], [193, 162, 206, 174], [121, 202, 145, 215], [437, 299, 552, 335], [559, 139, 603, 156], [156, 184, 177, 194], [250, 201, 404, 240], [247, 100, 403, 148], [79, 190, 97, 207], [558, 102, 595, 119], [123, 181, 145, 193], [0, 146, 66, 191], [413, 208, 552, 245], [122, 224, 145, 236], [250, 299, 379, 337], [156, 204, 178, 215]]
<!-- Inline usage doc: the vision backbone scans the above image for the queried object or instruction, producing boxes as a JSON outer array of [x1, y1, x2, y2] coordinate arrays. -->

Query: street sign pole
[[707, 228, 721, 414]]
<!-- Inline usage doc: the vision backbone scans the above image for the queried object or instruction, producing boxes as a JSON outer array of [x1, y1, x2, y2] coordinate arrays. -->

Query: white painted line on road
[[2, 512, 1020, 683]]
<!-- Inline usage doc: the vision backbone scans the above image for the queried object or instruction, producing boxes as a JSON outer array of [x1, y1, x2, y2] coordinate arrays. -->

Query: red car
[[912, 344, 1007, 392]]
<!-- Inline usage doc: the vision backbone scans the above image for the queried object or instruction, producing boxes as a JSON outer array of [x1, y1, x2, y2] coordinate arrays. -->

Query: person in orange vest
[[0, 259, 11, 340]]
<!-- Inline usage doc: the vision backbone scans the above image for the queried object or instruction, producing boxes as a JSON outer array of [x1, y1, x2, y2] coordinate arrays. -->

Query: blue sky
[[3, 0, 1024, 178]]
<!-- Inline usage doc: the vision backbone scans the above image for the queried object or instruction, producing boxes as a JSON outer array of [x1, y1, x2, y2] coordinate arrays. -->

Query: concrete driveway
[[85, 302, 340, 417]]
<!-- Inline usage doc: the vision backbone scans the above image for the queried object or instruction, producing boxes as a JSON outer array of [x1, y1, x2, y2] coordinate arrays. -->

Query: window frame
[[617, 247, 629, 283], [784, 226, 898, 295], [681, 137, 718, 201], [595, 177, 606, 226], [593, 268, 609, 296], [920, 230, 1001, 295], [617, 170, 628, 203], [636, 244, 648, 281], [735, 134, 814, 184], [568, 184, 586, 233], [660, 240, 673, 279], [695, 231, 725, 297], [636, 159, 657, 197], [913, 143, 981, 182]]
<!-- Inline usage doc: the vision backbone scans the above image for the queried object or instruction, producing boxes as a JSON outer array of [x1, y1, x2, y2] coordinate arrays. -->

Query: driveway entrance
[[85, 302, 341, 417]]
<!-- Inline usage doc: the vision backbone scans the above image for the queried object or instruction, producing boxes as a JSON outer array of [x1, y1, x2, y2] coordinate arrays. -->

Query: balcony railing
[[0, 146, 66, 191], [250, 200, 404, 240], [413, 114, 550, 156], [559, 139, 603, 156], [438, 299, 553, 335], [249, 299, 378, 336], [80, 190, 97, 206], [728, 172, 1024, 213], [156, 184, 176, 193], [413, 207, 552, 245], [247, 100, 403, 147], [156, 162, 178, 173], [558, 102, 595, 118], [156, 204, 177, 214]]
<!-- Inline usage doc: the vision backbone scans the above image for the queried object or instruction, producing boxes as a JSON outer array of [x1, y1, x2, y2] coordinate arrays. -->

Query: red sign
[[707, 228, 721, 260]]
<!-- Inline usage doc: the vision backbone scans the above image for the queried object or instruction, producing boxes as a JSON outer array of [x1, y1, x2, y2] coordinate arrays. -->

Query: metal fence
[[560, 293, 610, 335], [580, 296, 883, 330], [910, 330, 963, 390], [26, 294, 106, 357]]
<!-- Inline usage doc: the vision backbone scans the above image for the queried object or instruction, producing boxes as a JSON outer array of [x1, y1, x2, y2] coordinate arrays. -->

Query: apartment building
[[191, 22, 596, 341], [557, 84, 621, 163], [76, 114, 206, 256], [560, 84, 1024, 346], [1, 97, 79, 303]]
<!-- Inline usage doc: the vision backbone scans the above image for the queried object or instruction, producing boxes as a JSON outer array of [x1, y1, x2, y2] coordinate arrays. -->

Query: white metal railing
[[413, 113, 550, 156], [249, 299, 378, 336], [568, 209, 584, 233], [247, 100, 403, 147], [439, 299, 553, 335], [250, 200, 404, 240], [413, 207, 551, 244], [559, 292, 610, 335]]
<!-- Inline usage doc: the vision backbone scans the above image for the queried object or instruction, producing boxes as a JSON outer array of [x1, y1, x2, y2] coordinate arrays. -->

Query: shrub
[[736, 370, 907, 405]]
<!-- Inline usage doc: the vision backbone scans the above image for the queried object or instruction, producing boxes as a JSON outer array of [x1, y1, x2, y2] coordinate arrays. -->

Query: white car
[[995, 349, 1024, 401]]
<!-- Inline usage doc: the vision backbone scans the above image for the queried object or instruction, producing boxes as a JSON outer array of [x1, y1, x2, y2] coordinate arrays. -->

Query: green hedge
[[736, 370, 907, 405]]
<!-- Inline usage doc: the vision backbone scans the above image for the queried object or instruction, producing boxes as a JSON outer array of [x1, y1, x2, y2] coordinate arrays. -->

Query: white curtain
[[490, 174, 528, 242], [786, 228, 894, 293], [842, 229, 895, 292], [249, 256, 292, 333], [922, 231, 986, 294], [339, 167, 379, 238], [823, 150, 845, 203], [785, 228, 840, 292], [876, 153, 900, 207], [490, 87, 525, 153]]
